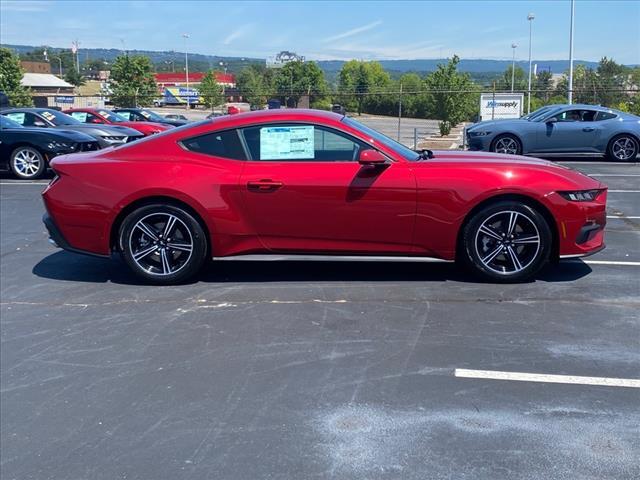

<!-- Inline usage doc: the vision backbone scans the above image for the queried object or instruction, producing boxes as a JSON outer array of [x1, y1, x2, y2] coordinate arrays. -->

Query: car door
[[238, 123, 417, 254], [535, 109, 600, 152]]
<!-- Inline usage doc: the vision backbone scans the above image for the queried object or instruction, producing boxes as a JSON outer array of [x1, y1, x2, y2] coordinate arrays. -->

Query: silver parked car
[[1, 108, 144, 148], [466, 104, 640, 161]]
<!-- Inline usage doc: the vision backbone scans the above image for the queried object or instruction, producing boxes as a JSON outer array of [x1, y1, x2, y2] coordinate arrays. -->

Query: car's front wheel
[[607, 135, 638, 161], [462, 201, 552, 282], [491, 134, 522, 155], [119, 204, 208, 284], [10, 146, 46, 179]]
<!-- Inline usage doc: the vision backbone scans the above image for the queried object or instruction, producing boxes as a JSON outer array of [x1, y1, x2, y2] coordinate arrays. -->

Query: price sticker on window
[[260, 126, 314, 160]]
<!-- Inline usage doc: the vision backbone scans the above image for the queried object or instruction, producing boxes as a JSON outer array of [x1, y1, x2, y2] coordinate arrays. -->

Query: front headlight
[[468, 131, 492, 137], [558, 189, 605, 202], [47, 141, 73, 150]]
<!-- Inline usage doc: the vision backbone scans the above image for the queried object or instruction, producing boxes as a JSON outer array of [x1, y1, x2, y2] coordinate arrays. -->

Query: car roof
[[209, 108, 345, 127]]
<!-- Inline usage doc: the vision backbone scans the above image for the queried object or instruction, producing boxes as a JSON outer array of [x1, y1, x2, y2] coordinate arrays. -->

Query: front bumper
[[466, 134, 492, 151]]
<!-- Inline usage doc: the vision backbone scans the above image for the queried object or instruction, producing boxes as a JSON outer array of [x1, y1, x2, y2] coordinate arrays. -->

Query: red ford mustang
[[42, 109, 607, 284], [62, 108, 171, 136]]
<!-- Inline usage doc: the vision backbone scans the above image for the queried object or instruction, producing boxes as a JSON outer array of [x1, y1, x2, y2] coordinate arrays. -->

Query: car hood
[[120, 121, 170, 130], [54, 124, 142, 137], [467, 119, 530, 131], [2, 126, 96, 142], [419, 150, 604, 189]]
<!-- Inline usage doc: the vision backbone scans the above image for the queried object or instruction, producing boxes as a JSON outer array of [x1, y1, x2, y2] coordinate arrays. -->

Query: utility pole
[[183, 33, 190, 111], [527, 13, 535, 114], [568, 0, 575, 104], [511, 43, 518, 92], [397, 82, 403, 142]]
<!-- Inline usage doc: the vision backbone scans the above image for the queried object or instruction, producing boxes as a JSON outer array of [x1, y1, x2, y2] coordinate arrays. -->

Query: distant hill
[[2, 44, 634, 76]]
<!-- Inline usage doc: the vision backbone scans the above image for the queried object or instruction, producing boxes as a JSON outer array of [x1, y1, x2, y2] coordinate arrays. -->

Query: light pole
[[568, 0, 575, 104], [526, 13, 535, 113], [182, 33, 190, 110], [511, 43, 518, 92], [219, 61, 228, 74], [55, 56, 63, 76]]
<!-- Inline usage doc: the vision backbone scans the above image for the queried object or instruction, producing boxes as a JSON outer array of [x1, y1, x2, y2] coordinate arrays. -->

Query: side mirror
[[546, 117, 558, 124], [358, 149, 388, 166]]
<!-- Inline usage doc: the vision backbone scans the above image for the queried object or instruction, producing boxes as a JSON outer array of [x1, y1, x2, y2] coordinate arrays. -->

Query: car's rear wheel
[[462, 201, 552, 282], [607, 135, 638, 161], [491, 134, 522, 155], [119, 204, 208, 284], [10, 146, 46, 179]]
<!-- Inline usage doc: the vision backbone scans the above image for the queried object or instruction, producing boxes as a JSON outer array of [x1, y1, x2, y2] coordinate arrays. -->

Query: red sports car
[[42, 109, 607, 284], [62, 108, 171, 136]]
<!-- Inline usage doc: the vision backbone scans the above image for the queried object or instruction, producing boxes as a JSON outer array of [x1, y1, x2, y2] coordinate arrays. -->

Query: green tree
[[337, 60, 392, 115], [273, 61, 328, 108], [108, 55, 158, 107], [424, 55, 478, 135], [500, 65, 527, 92], [199, 70, 225, 109], [64, 68, 86, 88], [0, 47, 33, 106], [237, 64, 274, 108], [534, 70, 553, 102], [397, 73, 426, 118]]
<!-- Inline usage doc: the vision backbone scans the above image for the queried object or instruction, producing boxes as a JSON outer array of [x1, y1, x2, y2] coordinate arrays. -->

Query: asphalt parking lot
[[1, 158, 638, 480]]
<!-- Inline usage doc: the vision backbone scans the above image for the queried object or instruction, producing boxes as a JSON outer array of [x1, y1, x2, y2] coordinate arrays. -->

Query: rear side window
[[596, 111, 617, 121], [181, 130, 246, 160]]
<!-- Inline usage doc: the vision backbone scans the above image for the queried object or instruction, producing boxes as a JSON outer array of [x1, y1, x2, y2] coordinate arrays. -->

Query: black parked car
[[331, 104, 346, 115], [1, 108, 143, 147], [0, 115, 99, 179], [113, 108, 189, 126]]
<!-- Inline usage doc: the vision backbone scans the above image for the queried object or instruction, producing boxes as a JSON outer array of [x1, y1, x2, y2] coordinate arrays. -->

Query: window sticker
[[140, 111, 151, 119], [71, 112, 88, 122], [41, 111, 56, 122], [6, 113, 25, 124], [99, 111, 110, 118], [260, 126, 314, 160]]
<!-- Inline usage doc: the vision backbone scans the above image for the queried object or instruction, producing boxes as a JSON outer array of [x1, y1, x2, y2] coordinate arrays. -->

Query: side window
[[240, 124, 363, 161], [581, 110, 597, 122], [596, 111, 617, 121], [118, 112, 132, 121], [70, 111, 88, 123], [5, 112, 26, 125], [181, 130, 246, 160], [555, 110, 582, 122]]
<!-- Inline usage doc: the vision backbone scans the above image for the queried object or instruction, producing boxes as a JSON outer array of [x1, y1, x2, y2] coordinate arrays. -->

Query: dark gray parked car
[[1, 108, 144, 148], [466, 104, 640, 161]]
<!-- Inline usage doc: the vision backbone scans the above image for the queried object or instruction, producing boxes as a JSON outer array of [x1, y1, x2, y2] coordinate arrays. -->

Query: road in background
[[1, 161, 638, 480]]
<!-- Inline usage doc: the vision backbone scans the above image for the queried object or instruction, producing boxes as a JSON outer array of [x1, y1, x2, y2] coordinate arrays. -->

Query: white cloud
[[322, 20, 382, 43], [223, 23, 253, 45]]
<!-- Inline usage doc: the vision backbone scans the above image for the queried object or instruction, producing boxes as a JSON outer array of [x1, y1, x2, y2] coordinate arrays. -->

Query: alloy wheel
[[493, 137, 519, 155], [128, 212, 194, 276], [13, 149, 42, 178], [474, 210, 541, 275], [611, 137, 636, 160]]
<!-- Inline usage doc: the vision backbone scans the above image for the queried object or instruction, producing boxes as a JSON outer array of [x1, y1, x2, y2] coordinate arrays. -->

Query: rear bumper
[[42, 212, 110, 258]]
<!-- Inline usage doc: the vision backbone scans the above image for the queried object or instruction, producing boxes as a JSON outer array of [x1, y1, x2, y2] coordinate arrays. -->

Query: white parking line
[[608, 190, 640, 193], [583, 260, 640, 266], [454, 368, 640, 388], [607, 215, 640, 219], [0, 182, 48, 185], [588, 174, 640, 177]]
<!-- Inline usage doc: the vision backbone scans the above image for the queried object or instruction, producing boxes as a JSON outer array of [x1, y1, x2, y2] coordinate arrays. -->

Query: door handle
[[247, 179, 283, 192], [582, 127, 595, 132]]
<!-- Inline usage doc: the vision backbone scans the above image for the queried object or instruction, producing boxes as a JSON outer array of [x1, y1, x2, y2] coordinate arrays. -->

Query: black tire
[[491, 134, 522, 155], [606, 135, 638, 161], [462, 201, 552, 282], [10, 146, 46, 179], [119, 204, 208, 284]]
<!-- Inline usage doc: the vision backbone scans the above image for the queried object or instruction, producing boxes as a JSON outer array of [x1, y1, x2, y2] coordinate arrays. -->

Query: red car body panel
[[43, 109, 607, 261], [62, 108, 171, 136]]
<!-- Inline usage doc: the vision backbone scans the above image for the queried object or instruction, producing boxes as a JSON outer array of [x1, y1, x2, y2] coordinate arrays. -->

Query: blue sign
[[55, 96, 75, 104]]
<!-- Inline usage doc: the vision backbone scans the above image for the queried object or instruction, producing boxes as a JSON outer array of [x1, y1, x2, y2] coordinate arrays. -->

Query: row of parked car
[[0, 106, 191, 179]]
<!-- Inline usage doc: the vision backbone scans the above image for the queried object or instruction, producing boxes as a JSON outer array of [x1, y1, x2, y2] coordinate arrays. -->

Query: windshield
[[522, 106, 553, 121], [0, 115, 23, 129], [530, 106, 564, 122], [343, 116, 419, 161], [40, 109, 81, 126], [139, 109, 165, 122], [98, 110, 128, 123]]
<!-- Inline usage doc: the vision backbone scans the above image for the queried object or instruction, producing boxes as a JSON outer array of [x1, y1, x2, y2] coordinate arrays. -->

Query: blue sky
[[1, 0, 639, 63]]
